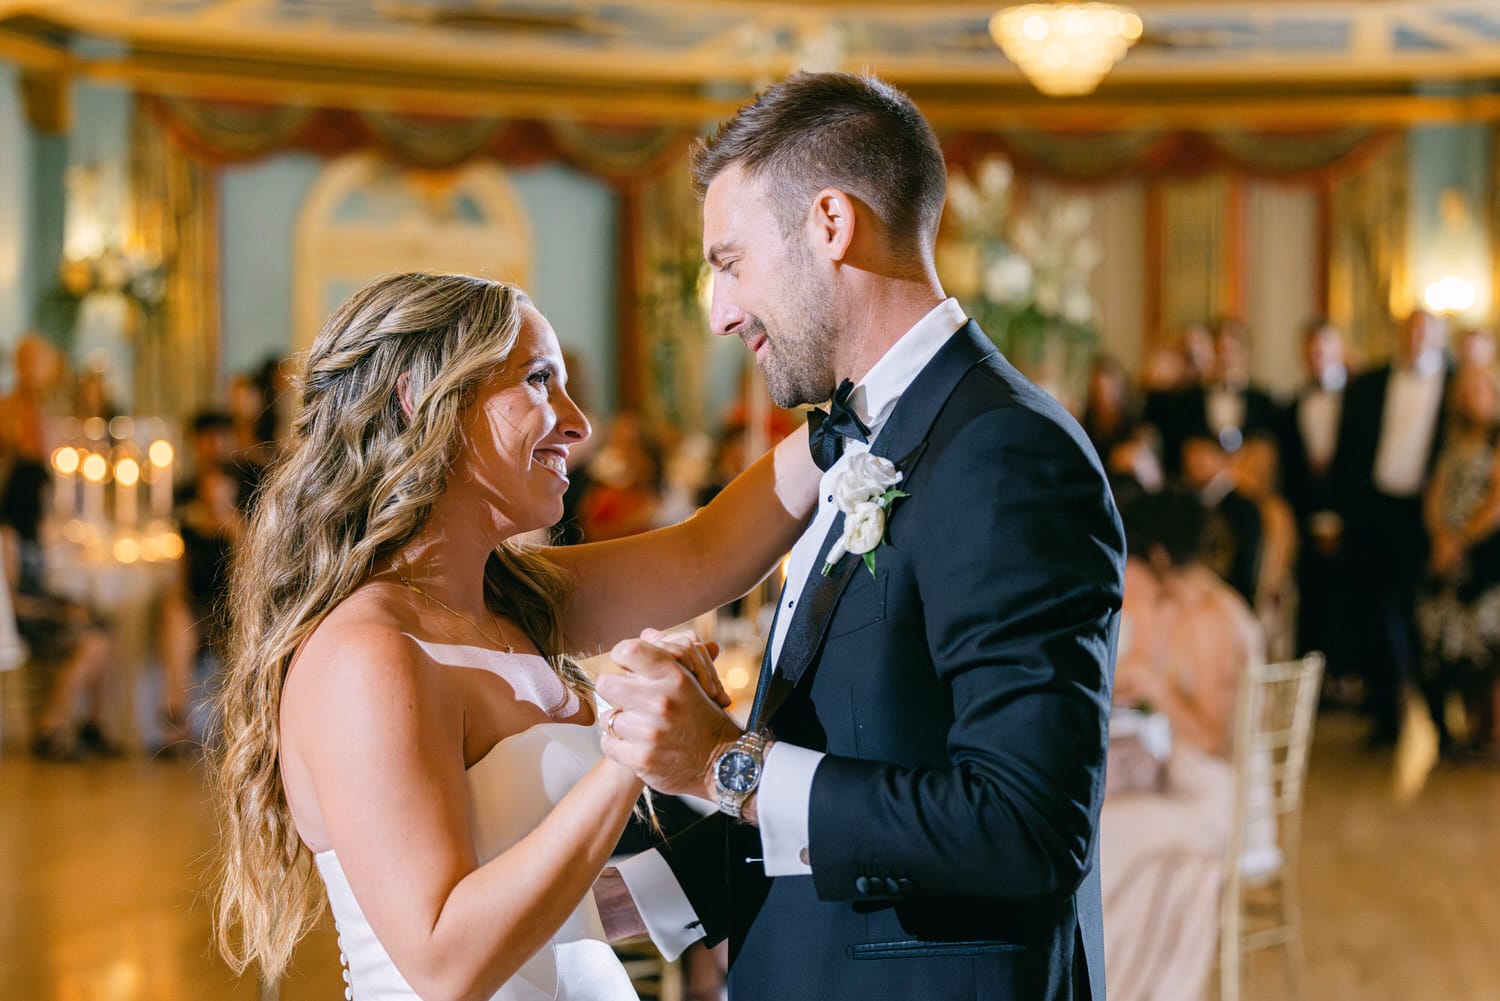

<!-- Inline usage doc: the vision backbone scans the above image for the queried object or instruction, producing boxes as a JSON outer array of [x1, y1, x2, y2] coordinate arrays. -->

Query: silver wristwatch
[[712, 729, 769, 820]]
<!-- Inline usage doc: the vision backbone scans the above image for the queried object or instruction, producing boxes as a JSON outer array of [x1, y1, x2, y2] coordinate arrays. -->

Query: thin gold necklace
[[394, 566, 515, 654]]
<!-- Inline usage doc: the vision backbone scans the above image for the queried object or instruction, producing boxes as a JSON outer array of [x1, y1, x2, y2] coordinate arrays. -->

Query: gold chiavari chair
[[1219, 652, 1324, 1001]]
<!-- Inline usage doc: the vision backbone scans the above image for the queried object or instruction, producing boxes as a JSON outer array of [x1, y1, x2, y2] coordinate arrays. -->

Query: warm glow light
[[991, 3, 1142, 96], [141, 536, 164, 562], [81, 453, 109, 483], [162, 532, 185, 560], [52, 447, 80, 476], [1424, 276, 1478, 314], [115, 458, 140, 487], [113, 538, 141, 564], [83, 416, 107, 441], [726, 666, 753, 692], [148, 440, 174, 469], [108, 416, 134, 440]]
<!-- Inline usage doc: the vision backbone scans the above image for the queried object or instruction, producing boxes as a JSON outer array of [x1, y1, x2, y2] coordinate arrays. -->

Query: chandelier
[[990, 3, 1144, 97]]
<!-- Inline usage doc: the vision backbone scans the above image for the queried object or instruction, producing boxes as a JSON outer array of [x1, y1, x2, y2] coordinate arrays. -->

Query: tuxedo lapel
[[749, 322, 997, 729]]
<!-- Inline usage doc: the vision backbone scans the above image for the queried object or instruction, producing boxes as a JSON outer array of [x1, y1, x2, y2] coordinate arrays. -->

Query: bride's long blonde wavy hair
[[209, 272, 591, 981]]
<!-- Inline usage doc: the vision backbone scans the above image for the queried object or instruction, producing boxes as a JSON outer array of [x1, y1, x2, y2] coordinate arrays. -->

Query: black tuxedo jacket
[[659, 323, 1126, 1001], [1150, 383, 1277, 470], [1331, 363, 1451, 537], [1276, 387, 1343, 523]]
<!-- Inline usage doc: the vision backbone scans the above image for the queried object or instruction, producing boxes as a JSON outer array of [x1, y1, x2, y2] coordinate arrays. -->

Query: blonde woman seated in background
[[1102, 488, 1264, 1001], [210, 274, 820, 1001]]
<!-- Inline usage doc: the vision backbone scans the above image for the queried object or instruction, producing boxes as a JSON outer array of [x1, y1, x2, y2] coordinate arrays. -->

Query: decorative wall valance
[[144, 96, 697, 185], [944, 127, 1399, 187]]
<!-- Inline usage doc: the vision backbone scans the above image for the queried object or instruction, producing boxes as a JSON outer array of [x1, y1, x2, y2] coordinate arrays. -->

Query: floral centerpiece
[[939, 157, 1101, 404]]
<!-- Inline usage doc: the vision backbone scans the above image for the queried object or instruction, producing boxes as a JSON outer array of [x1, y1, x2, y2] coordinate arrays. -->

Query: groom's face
[[704, 166, 836, 409]]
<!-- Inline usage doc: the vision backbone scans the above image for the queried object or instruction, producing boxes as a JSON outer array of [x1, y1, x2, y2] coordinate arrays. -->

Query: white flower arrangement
[[940, 156, 1101, 401], [822, 453, 909, 578]]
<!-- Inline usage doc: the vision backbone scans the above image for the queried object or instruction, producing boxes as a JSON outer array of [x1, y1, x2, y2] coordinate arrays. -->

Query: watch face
[[716, 750, 760, 794]]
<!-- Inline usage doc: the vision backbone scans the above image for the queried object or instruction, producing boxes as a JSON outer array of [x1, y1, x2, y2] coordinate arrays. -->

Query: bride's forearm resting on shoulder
[[550, 425, 818, 653], [285, 629, 642, 1001]]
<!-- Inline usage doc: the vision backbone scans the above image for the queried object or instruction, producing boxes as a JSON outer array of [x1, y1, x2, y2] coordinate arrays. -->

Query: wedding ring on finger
[[605, 706, 623, 740]]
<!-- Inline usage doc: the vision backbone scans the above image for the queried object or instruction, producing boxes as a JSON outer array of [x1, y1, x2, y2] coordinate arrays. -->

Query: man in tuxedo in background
[[1334, 309, 1452, 746], [1278, 319, 1352, 695], [595, 72, 1125, 1000], [1152, 316, 1277, 477]]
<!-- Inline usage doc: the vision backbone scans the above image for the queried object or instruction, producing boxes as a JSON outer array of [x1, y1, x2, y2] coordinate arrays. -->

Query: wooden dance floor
[[1, 712, 1497, 1001]]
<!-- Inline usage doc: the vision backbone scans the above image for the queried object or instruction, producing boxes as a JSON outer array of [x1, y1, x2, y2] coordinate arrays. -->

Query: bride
[[209, 273, 819, 1000]]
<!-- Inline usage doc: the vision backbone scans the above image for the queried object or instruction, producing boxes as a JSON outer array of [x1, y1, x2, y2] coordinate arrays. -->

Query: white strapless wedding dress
[[314, 723, 639, 1001]]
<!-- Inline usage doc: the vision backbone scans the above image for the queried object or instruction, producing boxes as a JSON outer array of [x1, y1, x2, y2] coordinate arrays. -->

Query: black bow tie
[[807, 379, 870, 472]]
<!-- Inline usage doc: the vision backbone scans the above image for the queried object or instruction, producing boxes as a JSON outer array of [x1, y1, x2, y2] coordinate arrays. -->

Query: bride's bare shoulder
[[283, 580, 439, 711]]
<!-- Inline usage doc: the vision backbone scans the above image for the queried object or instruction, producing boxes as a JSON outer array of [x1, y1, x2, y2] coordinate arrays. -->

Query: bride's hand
[[597, 634, 740, 799], [636, 628, 731, 708]]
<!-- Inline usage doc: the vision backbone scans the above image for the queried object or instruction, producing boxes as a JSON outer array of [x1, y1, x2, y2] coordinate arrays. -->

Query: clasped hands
[[597, 628, 744, 803]]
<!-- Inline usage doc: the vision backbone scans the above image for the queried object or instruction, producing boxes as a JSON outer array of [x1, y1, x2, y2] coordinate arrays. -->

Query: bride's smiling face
[[448, 305, 590, 533]]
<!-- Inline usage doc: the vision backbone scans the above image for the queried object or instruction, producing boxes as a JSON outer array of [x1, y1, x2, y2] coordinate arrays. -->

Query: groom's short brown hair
[[692, 72, 947, 253]]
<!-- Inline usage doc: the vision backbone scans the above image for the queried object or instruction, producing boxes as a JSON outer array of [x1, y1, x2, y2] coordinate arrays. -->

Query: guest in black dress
[[0, 457, 115, 760]]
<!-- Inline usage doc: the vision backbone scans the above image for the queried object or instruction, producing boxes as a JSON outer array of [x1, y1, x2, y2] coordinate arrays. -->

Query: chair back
[[1226, 653, 1324, 878]]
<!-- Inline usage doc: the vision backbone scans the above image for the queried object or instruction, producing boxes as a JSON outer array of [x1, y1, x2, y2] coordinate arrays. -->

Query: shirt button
[[345, 989, 353, 1001], [799, 847, 810, 865], [855, 875, 872, 895]]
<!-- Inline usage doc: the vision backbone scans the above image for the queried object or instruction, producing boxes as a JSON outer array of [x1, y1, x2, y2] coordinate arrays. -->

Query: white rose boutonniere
[[822, 454, 909, 578]]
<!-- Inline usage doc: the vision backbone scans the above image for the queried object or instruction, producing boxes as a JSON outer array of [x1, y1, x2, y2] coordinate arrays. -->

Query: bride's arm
[[548, 424, 819, 654], [284, 626, 641, 1001]]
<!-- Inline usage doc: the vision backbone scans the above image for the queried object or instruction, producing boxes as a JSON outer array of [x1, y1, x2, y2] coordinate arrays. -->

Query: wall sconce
[[1424, 275, 1478, 316]]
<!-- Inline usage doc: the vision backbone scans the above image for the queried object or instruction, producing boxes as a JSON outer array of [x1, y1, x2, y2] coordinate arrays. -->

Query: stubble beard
[[758, 261, 838, 410]]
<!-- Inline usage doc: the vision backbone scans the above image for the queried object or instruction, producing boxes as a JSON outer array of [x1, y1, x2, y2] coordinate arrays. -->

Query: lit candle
[[148, 439, 174, 520], [115, 457, 140, 533], [51, 447, 80, 521], [81, 451, 108, 525]]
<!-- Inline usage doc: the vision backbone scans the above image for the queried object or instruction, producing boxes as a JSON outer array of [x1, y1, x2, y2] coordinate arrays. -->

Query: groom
[[598, 72, 1124, 1000]]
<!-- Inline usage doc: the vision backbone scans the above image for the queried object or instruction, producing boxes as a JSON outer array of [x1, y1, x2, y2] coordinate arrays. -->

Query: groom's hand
[[598, 632, 740, 800]]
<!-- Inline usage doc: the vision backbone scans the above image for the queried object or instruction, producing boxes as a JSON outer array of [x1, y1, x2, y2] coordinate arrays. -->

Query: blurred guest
[[0, 455, 115, 760], [0, 334, 65, 462], [1196, 316, 1278, 448], [228, 373, 277, 470], [578, 412, 662, 542], [1334, 309, 1452, 746], [1278, 319, 1352, 689], [74, 367, 118, 423], [1460, 327, 1497, 372], [1181, 427, 1264, 607], [698, 423, 751, 508], [157, 455, 246, 755], [1142, 321, 1214, 475], [1081, 353, 1140, 458], [1102, 488, 1264, 1001], [254, 355, 296, 454], [1417, 365, 1500, 758], [1233, 434, 1298, 655], [656, 432, 714, 527]]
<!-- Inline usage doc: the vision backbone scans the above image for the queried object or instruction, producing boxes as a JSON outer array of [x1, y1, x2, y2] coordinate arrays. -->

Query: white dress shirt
[[1373, 352, 1445, 498], [1297, 368, 1345, 474], [615, 298, 968, 960]]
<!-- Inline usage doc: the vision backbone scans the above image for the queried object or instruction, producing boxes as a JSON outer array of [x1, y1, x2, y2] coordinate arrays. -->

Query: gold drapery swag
[[1327, 137, 1410, 363], [130, 104, 220, 422], [144, 96, 697, 184]]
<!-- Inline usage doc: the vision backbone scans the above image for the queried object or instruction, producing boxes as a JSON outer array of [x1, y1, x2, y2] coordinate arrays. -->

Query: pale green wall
[[0, 66, 31, 360], [219, 157, 621, 414]]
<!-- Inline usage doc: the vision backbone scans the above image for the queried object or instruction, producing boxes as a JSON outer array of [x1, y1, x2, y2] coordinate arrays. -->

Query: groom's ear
[[809, 187, 855, 263], [395, 371, 416, 421]]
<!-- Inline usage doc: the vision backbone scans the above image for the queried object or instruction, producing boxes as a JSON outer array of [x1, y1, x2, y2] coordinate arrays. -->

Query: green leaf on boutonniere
[[863, 551, 878, 578], [882, 488, 910, 505]]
